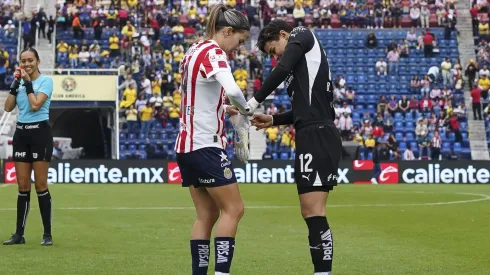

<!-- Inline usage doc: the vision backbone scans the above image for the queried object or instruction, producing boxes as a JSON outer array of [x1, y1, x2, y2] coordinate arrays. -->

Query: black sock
[[37, 189, 52, 236], [214, 237, 236, 274], [16, 191, 31, 236], [305, 216, 333, 273], [190, 239, 210, 275]]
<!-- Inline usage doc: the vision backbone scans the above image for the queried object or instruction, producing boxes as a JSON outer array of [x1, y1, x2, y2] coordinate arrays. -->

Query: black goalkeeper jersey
[[254, 26, 336, 131]]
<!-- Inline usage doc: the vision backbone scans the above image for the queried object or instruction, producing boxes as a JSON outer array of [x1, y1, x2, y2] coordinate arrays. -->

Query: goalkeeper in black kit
[[247, 20, 342, 275]]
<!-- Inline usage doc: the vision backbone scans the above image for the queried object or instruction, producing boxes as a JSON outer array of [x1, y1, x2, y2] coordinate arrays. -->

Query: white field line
[[0, 192, 488, 211]]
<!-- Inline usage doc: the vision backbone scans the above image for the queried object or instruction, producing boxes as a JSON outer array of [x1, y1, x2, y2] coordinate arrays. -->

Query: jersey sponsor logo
[[198, 178, 215, 184], [285, 73, 294, 88], [32, 153, 38, 159], [290, 26, 308, 37], [24, 124, 40, 130], [379, 163, 399, 184], [4, 161, 16, 184], [220, 151, 232, 167], [401, 164, 490, 184], [167, 162, 182, 183]]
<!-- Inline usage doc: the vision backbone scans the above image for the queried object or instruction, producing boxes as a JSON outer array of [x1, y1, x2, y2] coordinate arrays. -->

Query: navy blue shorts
[[176, 147, 237, 188]]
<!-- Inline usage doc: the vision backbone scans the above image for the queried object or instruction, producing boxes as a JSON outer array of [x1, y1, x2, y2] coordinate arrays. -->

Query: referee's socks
[[37, 189, 52, 236], [16, 191, 31, 237], [305, 216, 333, 274]]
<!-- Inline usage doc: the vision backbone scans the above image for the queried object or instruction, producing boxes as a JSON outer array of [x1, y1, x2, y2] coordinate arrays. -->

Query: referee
[[3, 48, 54, 246], [249, 20, 342, 275]]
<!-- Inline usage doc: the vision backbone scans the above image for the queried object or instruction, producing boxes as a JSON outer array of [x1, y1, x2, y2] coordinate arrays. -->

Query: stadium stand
[[54, 1, 468, 160]]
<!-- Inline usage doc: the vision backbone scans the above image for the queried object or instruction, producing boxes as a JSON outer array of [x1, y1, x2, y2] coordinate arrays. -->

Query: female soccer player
[[248, 20, 342, 275], [174, 4, 251, 275], [3, 48, 54, 246]]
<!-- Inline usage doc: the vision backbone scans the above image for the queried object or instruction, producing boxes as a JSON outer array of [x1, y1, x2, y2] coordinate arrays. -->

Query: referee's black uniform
[[253, 26, 342, 194]]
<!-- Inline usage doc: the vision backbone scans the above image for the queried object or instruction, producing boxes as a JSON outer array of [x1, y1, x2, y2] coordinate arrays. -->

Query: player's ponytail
[[205, 4, 250, 40]]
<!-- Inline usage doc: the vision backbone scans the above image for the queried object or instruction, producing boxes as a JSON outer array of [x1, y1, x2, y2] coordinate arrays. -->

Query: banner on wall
[[1, 160, 488, 184], [51, 75, 117, 101]]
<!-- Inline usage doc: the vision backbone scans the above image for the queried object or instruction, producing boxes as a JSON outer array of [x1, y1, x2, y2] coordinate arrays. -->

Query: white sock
[[215, 272, 230, 275], [314, 272, 331, 275]]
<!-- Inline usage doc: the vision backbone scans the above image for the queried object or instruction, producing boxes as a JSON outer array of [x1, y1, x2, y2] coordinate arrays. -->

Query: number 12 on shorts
[[299, 153, 321, 186]]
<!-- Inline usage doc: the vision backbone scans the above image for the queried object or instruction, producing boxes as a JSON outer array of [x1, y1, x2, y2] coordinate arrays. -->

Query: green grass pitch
[[0, 184, 489, 275]]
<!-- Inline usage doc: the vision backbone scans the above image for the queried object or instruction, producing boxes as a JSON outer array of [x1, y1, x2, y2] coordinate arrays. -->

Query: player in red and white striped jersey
[[174, 5, 251, 275]]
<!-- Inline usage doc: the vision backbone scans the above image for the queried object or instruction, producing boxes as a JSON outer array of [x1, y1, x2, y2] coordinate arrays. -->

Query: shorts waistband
[[296, 120, 336, 131], [16, 120, 49, 130]]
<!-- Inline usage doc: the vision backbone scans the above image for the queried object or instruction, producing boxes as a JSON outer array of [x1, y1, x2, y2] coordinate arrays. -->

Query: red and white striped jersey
[[174, 40, 231, 153]]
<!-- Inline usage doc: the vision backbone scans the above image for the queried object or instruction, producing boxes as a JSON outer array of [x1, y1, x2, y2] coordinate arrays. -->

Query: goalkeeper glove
[[229, 114, 250, 163]]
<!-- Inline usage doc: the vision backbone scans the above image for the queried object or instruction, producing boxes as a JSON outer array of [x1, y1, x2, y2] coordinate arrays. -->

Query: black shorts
[[294, 123, 342, 195], [12, 121, 53, 163], [176, 147, 237, 188]]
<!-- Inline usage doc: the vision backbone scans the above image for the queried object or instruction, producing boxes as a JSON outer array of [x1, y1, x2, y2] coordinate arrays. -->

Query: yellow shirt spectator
[[281, 131, 291, 146], [226, 0, 236, 7], [187, 7, 197, 17], [164, 63, 173, 72], [109, 36, 119, 50], [163, 50, 173, 63], [69, 52, 78, 60], [304, 0, 312, 6], [173, 92, 182, 106], [200, 0, 208, 5], [120, 87, 137, 108], [294, 0, 304, 6], [266, 127, 279, 141], [479, 22, 489, 35], [125, 108, 138, 121], [152, 80, 161, 95], [172, 25, 184, 33], [174, 51, 184, 63], [169, 106, 180, 118], [140, 106, 153, 121], [128, 0, 137, 7], [236, 79, 247, 90], [105, 9, 118, 19], [174, 73, 182, 84], [364, 137, 376, 148], [121, 24, 135, 38], [478, 77, 490, 90], [57, 42, 69, 53], [233, 68, 248, 80]]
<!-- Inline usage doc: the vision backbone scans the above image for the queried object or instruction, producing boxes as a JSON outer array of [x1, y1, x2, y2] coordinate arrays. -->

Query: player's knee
[[16, 177, 31, 191], [222, 201, 244, 220], [34, 179, 48, 192], [301, 206, 326, 219]]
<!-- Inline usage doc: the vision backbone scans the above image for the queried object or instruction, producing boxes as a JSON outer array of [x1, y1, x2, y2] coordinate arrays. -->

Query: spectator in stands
[[79, 46, 90, 66], [465, 59, 478, 88], [406, 28, 417, 48], [417, 132, 430, 160], [373, 112, 384, 127], [376, 58, 387, 76], [262, 148, 273, 160], [377, 95, 388, 114], [391, 3, 402, 28], [372, 123, 384, 139], [345, 87, 355, 104], [419, 94, 433, 111], [427, 66, 440, 83], [409, 5, 420, 27], [168, 104, 180, 128], [423, 30, 434, 57], [479, 65, 489, 77], [387, 95, 398, 116], [120, 83, 137, 109], [448, 112, 462, 142], [72, 14, 84, 39], [266, 103, 278, 115], [374, 5, 384, 29], [397, 95, 409, 116], [69, 47, 78, 68], [410, 75, 421, 93], [478, 19, 489, 42], [420, 5, 430, 29], [478, 74, 490, 99], [440, 57, 452, 86], [415, 119, 428, 138], [366, 32, 378, 49], [361, 120, 373, 136], [135, 94, 147, 112], [399, 39, 409, 57], [140, 101, 153, 136], [386, 47, 400, 74], [403, 144, 415, 160], [4, 20, 15, 37], [386, 39, 398, 53], [484, 103, 490, 118], [363, 134, 376, 159], [253, 76, 262, 95], [125, 105, 138, 133], [471, 84, 483, 120], [336, 75, 346, 89], [109, 33, 120, 57], [429, 85, 441, 101], [339, 112, 353, 140], [293, 4, 306, 25], [266, 126, 279, 151]]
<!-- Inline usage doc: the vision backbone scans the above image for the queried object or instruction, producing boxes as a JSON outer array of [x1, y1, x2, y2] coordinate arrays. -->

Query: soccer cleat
[[41, 234, 53, 246], [371, 178, 378, 184], [3, 233, 25, 245]]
